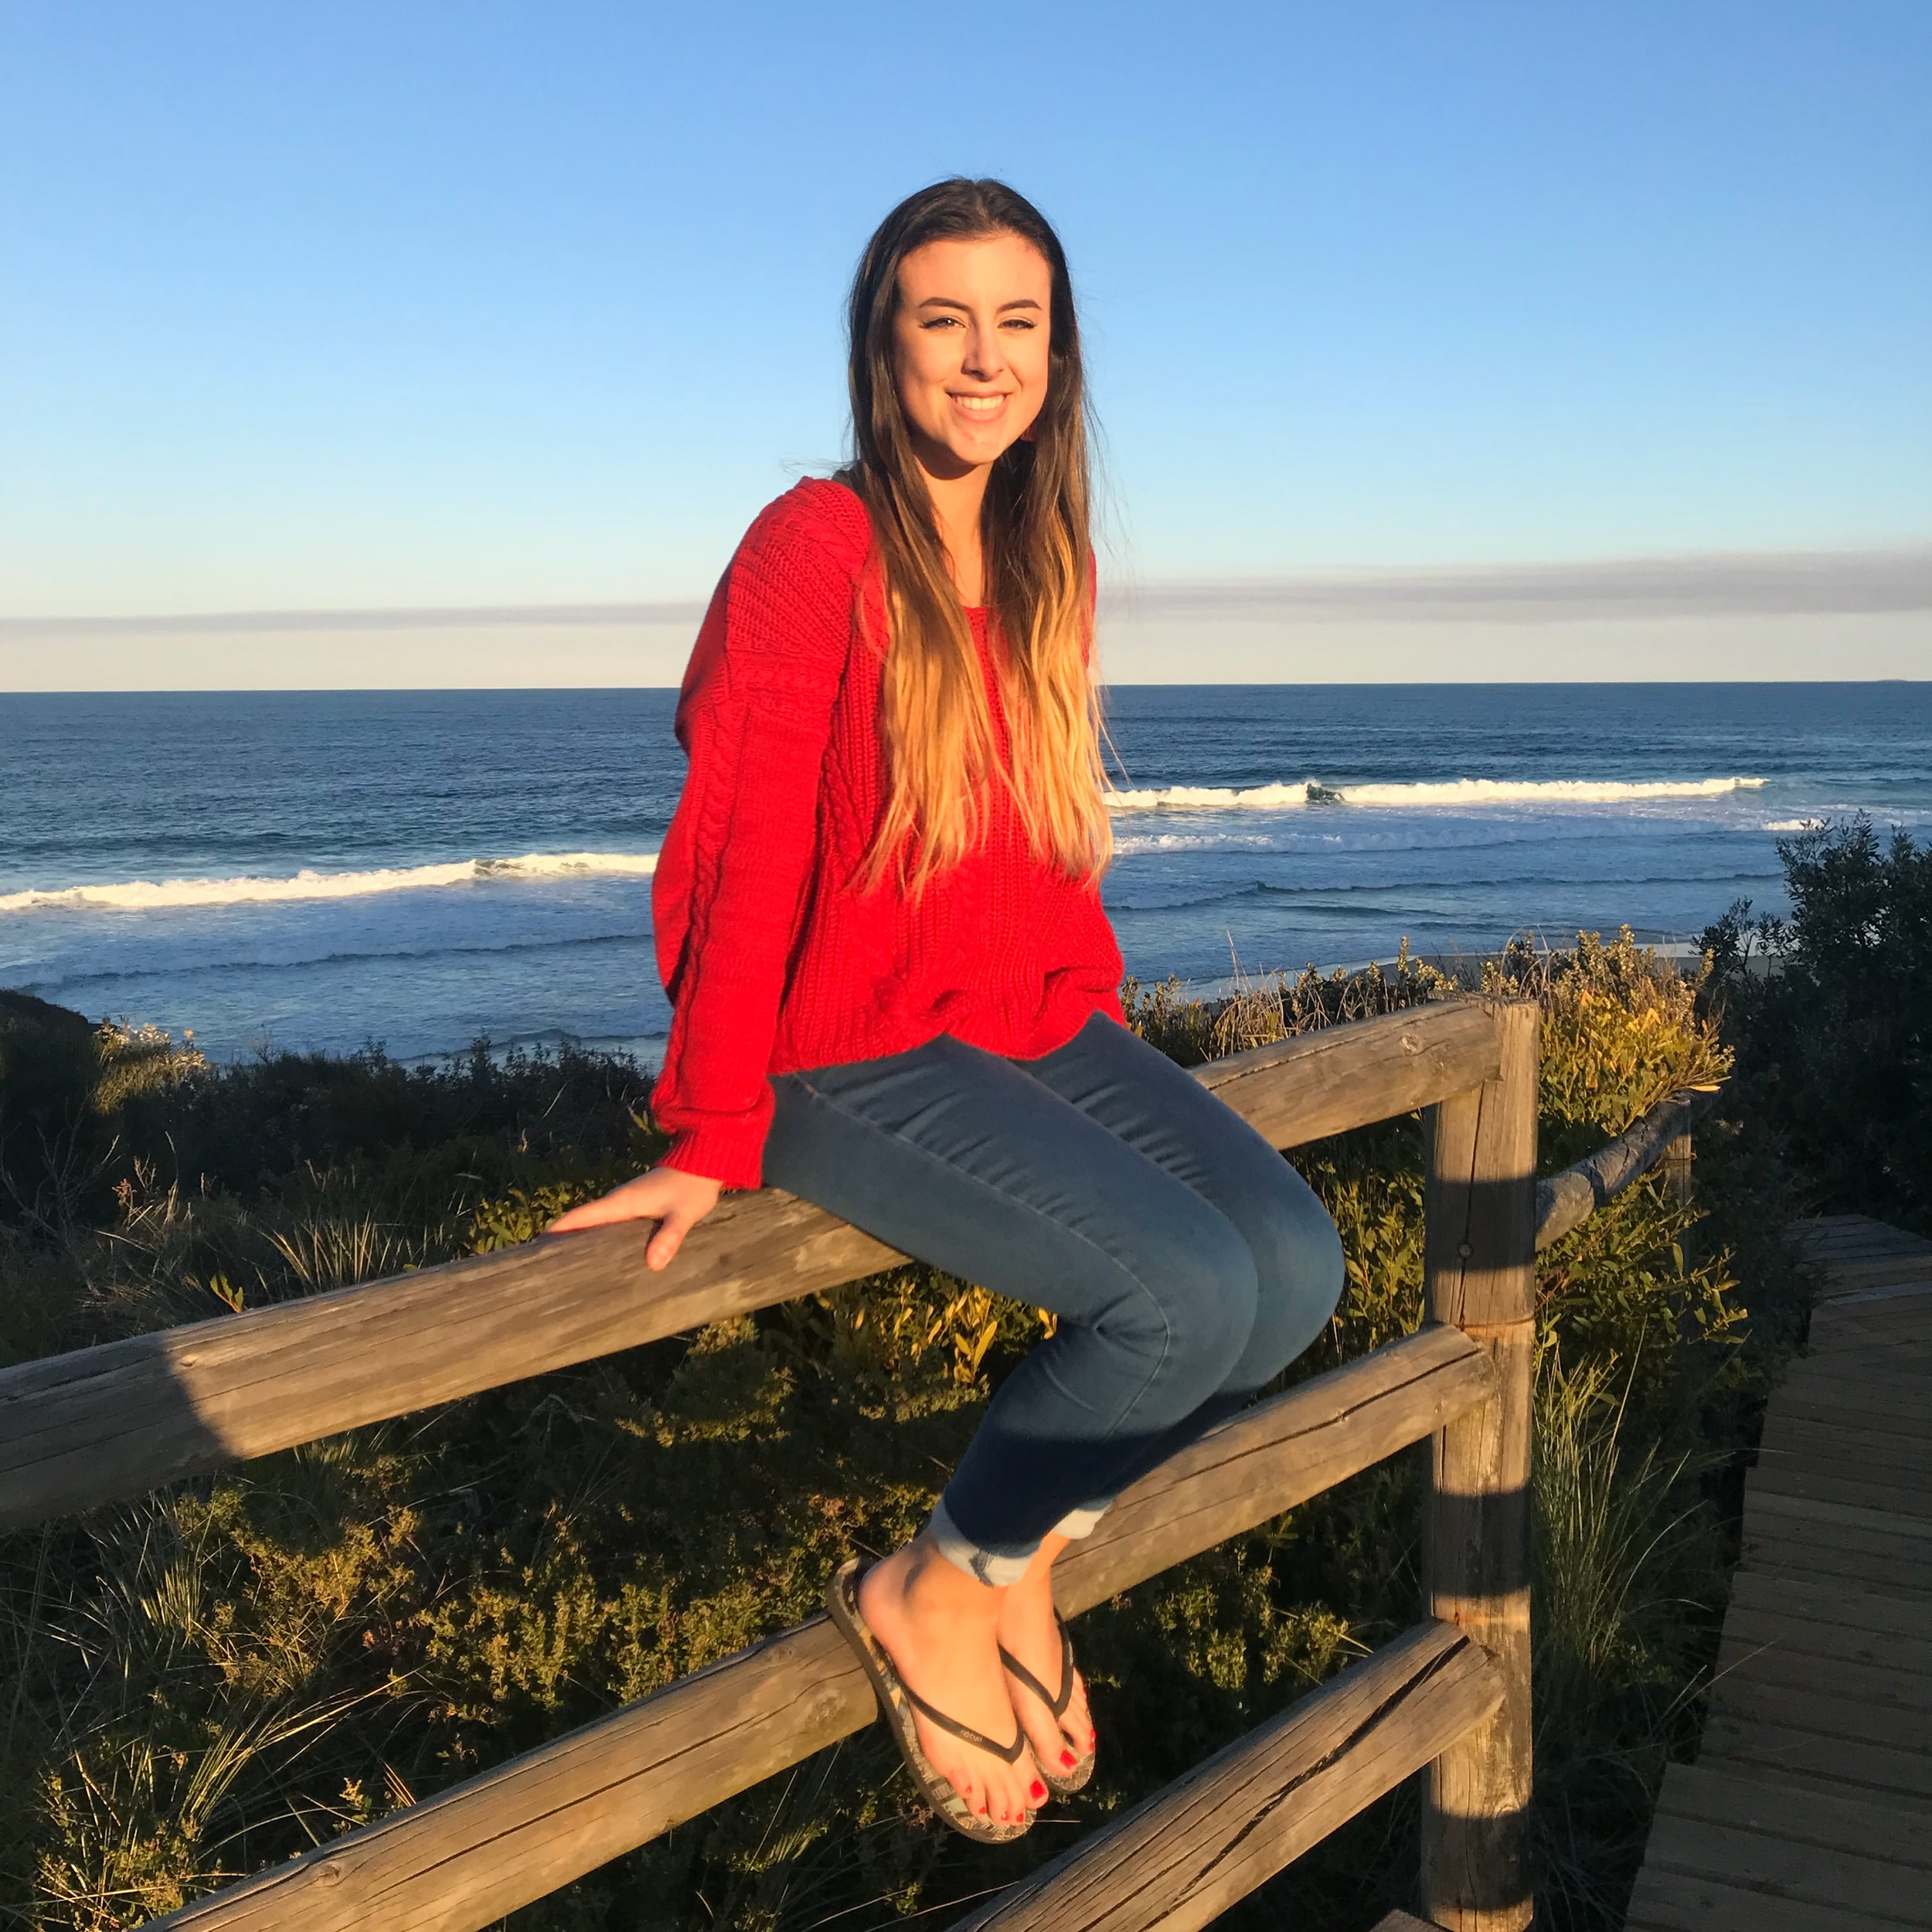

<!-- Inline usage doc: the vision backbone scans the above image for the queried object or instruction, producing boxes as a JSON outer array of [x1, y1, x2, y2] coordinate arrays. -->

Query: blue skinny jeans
[[762, 1013, 1345, 1586]]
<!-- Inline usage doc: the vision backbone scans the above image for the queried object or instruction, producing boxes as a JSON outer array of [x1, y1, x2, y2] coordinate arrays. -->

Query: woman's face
[[892, 232, 1053, 478]]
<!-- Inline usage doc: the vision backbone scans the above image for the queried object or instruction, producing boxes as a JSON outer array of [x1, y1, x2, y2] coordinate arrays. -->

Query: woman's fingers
[[545, 1182, 657, 1234], [644, 1202, 699, 1272], [544, 1168, 721, 1247]]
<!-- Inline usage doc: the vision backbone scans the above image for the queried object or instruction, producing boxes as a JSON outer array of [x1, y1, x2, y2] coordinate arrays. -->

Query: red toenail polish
[[1060, 1750, 1076, 1767], [1030, 1780, 1046, 1801]]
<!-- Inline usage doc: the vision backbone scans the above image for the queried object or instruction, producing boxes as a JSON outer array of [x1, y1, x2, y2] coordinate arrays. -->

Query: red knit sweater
[[649, 478, 1126, 1188]]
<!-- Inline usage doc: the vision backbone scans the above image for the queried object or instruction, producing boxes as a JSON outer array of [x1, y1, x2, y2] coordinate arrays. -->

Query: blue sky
[[2, 1, 1928, 682]]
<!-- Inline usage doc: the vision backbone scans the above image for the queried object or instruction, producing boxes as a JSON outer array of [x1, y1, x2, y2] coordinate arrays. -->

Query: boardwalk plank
[[1624, 1864, 1918, 1932], [1628, 1216, 1932, 1928], [1709, 1645, 1932, 1724], [1770, 1383, 1932, 1430], [1787, 1344, 1932, 1379], [1699, 1713, 1932, 1801], [1760, 1385, 1932, 1435], [1749, 1465, 1932, 1519], [1756, 1418, 1932, 1477], [1641, 1813, 1932, 1922], [1818, 1288, 1932, 1321], [1650, 1761, 1932, 1869], [1721, 1602, 1932, 1674], [1706, 1675, 1932, 1757], [1736, 1549, 1932, 1602], [1738, 1544, 1932, 1599], [1728, 1569, 1932, 1641], [1743, 1512, 1932, 1583], [1743, 1487, 1932, 1546]]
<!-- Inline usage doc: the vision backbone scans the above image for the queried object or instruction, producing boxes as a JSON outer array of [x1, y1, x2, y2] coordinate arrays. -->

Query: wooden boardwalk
[[1624, 1213, 1932, 1931]]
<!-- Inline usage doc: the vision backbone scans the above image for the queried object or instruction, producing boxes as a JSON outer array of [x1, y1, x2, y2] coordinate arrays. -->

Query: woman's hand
[[545, 1166, 722, 1271]]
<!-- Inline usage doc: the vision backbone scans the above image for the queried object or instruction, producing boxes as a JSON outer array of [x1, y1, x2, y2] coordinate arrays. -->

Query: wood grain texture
[[0, 1001, 1502, 1532], [944, 1621, 1502, 1932], [1054, 1323, 1496, 1612], [146, 1328, 1496, 1932], [1191, 999, 1502, 1150], [1420, 1002, 1538, 1932], [0, 1190, 905, 1532], [1624, 1863, 1920, 1932], [1532, 1086, 1719, 1250], [1641, 1811, 1931, 1924], [1646, 1761, 1932, 1869], [1625, 1213, 1932, 1929]]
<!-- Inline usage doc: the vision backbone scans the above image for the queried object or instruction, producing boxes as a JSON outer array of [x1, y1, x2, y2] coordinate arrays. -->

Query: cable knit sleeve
[[648, 487, 865, 1187]]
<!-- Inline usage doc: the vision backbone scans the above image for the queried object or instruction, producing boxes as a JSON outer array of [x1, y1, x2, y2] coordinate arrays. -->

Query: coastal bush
[[0, 940, 1798, 1932], [1704, 815, 1932, 1234], [0, 995, 203, 1240]]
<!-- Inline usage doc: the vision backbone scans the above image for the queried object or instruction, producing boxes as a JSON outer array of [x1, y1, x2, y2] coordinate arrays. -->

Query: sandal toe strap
[[998, 1616, 1079, 1722], [899, 1680, 1026, 1764]]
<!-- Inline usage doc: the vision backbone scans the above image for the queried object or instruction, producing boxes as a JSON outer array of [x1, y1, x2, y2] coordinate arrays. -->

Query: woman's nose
[[961, 325, 1005, 378]]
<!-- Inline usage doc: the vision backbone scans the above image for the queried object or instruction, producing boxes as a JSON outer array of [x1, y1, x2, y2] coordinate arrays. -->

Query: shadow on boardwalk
[[1624, 1214, 1932, 1931]]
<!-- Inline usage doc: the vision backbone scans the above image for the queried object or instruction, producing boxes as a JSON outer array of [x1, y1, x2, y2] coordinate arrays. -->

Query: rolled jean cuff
[[927, 1497, 1037, 1588], [1053, 1502, 1110, 1539]]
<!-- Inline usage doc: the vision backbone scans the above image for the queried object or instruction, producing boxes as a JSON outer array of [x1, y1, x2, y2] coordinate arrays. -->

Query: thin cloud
[[1119, 546, 1932, 622], [3, 546, 1927, 639], [0, 600, 709, 639]]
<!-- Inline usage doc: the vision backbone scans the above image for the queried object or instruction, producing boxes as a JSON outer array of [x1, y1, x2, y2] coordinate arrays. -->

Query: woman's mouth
[[950, 392, 1009, 417]]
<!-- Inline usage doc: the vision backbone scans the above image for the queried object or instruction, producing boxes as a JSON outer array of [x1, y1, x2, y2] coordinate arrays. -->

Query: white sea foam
[[0, 850, 660, 915], [1761, 818, 1818, 832], [1113, 831, 1275, 855], [1107, 775, 1766, 813]]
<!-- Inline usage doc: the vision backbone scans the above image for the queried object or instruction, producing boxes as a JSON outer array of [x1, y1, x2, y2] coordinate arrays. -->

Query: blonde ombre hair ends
[[843, 179, 1111, 890]]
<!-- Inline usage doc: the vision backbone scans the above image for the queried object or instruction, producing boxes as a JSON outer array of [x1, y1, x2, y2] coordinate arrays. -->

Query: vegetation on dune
[[1703, 815, 1932, 1236], [0, 907, 1815, 1929]]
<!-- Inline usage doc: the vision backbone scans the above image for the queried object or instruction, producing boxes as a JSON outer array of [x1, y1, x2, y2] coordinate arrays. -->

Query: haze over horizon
[[3, 2, 1927, 686]]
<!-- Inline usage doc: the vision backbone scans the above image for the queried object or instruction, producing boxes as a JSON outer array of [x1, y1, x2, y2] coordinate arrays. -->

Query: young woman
[[550, 179, 1344, 1842]]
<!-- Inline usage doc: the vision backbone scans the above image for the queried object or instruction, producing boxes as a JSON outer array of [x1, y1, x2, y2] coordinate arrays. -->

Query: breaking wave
[[1107, 776, 1767, 812], [0, 850, 660, 914]]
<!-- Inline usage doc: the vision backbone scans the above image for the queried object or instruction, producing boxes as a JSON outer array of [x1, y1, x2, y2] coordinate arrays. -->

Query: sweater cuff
[[662, 1121, 767, 1193]]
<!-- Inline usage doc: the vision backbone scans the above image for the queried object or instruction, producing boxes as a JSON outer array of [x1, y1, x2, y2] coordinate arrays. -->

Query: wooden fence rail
[[946, 1621, 1505, 1932], [1533, 1085, 1720, 1250], [148, 1325, 1495, 1932], [0, 1000, 1502, 1533], [2, 994, 1721, 1932]]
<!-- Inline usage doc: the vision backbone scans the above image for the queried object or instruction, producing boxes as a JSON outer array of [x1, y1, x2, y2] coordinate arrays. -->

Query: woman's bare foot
[[858, 1538, 1046, 1826], [995, 1533, 1094, 1780]]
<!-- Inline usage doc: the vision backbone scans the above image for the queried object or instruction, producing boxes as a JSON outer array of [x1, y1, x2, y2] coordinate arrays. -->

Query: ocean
[[4, 683, 1927, 1065]]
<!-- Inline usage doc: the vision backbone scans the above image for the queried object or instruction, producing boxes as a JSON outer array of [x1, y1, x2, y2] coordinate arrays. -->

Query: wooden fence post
[[1661, 1132, 1692, 1207], [1419, 999, 1539, 1931]]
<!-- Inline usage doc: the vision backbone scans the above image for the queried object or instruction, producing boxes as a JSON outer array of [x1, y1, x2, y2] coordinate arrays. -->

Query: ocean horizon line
[[4, 677, 1929, 699]]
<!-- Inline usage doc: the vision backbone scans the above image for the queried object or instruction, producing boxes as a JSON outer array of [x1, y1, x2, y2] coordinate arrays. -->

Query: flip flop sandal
[[999, 1611, 1095, 1796], [827, 1558, 1034, 1843]]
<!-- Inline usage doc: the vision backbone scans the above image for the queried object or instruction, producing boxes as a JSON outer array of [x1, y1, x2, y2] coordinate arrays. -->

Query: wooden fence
[[0, 997, 1713, 1931]]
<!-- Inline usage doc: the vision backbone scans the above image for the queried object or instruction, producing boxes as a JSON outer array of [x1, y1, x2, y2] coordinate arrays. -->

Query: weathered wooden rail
[[0, 996, 1716, 1930]]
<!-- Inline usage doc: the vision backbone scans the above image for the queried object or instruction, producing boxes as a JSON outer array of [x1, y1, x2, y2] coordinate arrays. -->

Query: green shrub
[[1705, 816, 1932, 1233]]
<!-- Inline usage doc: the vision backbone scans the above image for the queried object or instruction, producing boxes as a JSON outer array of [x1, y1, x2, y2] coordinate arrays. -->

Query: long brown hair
[[843, 178, 1111, 889]]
